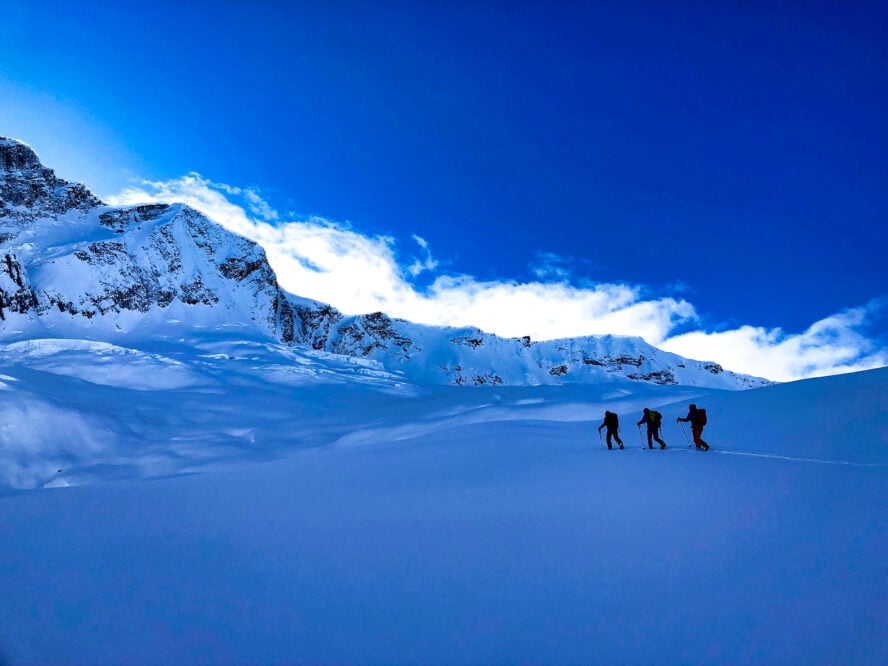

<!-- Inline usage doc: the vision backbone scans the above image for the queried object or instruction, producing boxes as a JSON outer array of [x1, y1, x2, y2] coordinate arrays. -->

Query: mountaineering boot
[[660, 442, 667, 449]]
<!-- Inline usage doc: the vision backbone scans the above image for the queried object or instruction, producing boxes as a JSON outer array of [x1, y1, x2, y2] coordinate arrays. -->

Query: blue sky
[[1, 1, 886, 380]]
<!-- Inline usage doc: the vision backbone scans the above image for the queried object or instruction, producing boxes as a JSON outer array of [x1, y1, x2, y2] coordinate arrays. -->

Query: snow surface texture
[[0, 136, 768, 389], [1, 136, 884, 663], [0, 365, 885, 664]]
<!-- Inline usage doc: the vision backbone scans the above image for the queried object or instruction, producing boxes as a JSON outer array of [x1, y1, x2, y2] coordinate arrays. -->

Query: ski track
[[711, 448, 887, 468], [597, 446, 886, 468]]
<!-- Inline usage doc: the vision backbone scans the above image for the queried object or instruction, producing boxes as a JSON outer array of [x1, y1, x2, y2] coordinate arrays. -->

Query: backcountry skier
[[637, 408, 667, 449], [677, 403, 710, 451], [597, 411, 624, 449]]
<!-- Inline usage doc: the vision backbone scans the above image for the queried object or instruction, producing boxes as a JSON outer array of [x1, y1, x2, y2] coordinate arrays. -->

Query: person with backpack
[[677, 404, 710, 451], [636, 408, 667, 449], [597, 410, 624, 449]]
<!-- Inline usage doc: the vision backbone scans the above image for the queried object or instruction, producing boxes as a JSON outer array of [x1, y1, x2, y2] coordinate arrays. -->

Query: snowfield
[[0, 343, 885, 664], [0, 137, 884, 663]]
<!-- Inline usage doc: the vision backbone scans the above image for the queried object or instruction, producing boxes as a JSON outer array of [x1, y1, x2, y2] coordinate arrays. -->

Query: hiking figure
[[677, 404, 710, 451], [637, 408, 667, 449], [597, 411, 624, 449]]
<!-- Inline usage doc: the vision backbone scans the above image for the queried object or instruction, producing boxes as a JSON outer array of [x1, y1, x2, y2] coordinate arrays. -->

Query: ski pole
[[598, 430, 604, 450], [678, 420, 692, 448], [637, 424, 645, 449]]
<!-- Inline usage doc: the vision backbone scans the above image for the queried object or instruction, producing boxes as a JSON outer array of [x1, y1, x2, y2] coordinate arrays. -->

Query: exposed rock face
[[329, 312, 416, 360], [0, 138, 100, 227], [98, 203, 169, 233], [0, 137, 771, 389], [0, 252, 39, 320]]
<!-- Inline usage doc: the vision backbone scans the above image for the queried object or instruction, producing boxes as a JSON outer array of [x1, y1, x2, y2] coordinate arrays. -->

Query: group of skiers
[[597, 404, 710, 451]]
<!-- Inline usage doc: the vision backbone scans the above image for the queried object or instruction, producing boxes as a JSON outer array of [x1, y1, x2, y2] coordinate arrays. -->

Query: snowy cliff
[[0, 137, 768, 389]]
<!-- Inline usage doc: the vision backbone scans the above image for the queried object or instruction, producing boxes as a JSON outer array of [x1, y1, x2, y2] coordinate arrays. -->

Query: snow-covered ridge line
[[0, 136, 769, 389]]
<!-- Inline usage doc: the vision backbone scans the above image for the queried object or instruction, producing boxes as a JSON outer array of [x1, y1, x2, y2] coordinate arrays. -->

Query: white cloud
[[407, 234, 438, 277], [661, 306, 888, 382], [243, 189, 279, 222], [106, 175, 887, 382], [530, 252, 572, 281]]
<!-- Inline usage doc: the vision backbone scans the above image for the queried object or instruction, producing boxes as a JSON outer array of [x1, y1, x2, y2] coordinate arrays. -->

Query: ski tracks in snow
[[609, 446, 886, 468], [711, 449, 887, 468]]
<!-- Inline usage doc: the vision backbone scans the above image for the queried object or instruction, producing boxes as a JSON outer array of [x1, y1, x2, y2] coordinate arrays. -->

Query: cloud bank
[[107, 175, 887, 382]]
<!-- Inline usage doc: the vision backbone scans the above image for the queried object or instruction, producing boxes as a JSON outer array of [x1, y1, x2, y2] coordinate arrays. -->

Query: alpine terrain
[[0, 136, 767, 391], [0, 136, 884, 665]]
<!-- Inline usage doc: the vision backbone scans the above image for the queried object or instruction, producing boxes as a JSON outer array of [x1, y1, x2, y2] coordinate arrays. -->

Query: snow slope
[[0, 367, 884, 664], [1, 135, 883, 664]]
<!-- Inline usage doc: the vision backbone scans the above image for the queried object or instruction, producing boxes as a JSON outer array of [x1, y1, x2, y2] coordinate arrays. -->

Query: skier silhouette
[[677, 403, 710, 451], [597, 411, 624, 449], [637, 408, 667, 449]]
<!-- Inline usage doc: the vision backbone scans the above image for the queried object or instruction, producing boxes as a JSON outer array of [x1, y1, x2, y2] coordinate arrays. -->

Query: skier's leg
[[692, 426, 709, 450], [693, 426, 710, 451]]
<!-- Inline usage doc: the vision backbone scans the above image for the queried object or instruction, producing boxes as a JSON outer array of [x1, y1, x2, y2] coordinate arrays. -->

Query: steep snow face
[[0, 136, 768, 389]]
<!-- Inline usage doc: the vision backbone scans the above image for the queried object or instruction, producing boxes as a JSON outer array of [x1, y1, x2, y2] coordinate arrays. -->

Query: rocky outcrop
[[99, 203, 169, 233], [0, 252, 39, 320], [0, 138, 100, 228]]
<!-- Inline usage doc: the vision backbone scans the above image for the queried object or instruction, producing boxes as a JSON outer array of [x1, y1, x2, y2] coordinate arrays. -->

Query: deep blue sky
[[2, 0, 886, 338]]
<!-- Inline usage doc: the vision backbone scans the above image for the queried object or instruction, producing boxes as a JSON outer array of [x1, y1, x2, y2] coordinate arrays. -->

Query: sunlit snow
[[0, 340, 885, 663]]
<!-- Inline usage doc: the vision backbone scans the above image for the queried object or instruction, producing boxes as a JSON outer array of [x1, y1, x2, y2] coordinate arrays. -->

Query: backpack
[[648, 410, 662, 426], [697, 408, 708, 426]]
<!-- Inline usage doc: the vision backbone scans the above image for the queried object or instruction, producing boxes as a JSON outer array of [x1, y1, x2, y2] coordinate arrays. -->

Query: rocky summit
[[0, 137, 769, 389]]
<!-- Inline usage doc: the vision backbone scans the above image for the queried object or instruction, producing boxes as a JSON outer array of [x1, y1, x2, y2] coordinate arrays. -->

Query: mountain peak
[[0, 136, 102, 221], [0, 136, 42, 173]]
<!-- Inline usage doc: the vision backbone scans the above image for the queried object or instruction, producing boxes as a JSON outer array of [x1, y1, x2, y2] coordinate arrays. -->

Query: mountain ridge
[[0, 136, 770, 389]]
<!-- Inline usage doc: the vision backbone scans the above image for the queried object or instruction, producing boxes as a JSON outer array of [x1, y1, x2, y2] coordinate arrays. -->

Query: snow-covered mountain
[[0, 137, 883, 665], [0, 137, 768, 389]]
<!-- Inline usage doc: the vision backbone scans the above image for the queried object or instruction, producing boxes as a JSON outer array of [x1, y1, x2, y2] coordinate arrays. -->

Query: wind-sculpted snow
[[0, 136, 768, 389], [0, 328, 881, 492], [0, 334, 413, 489], [0, 339, 205, 390]]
